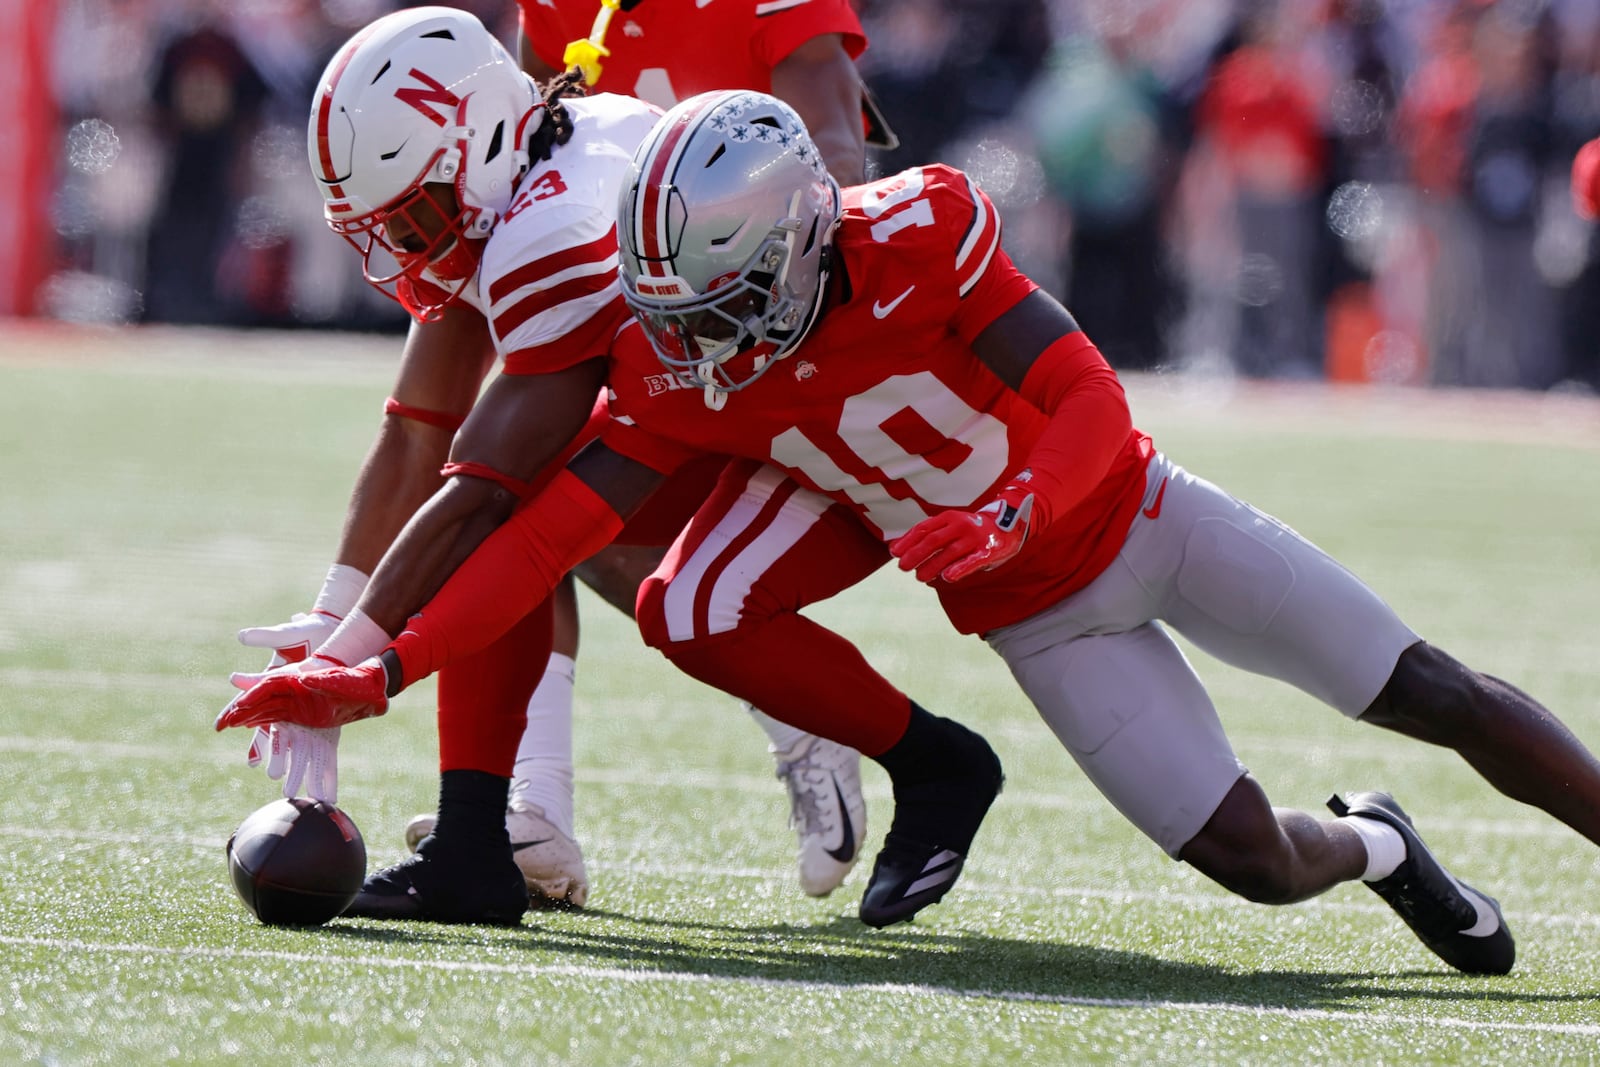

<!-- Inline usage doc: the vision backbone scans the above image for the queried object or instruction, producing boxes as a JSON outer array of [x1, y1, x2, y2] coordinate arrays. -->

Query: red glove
[[889, 485, 1035, 584], [1574, 137, 1600, 220], [216, 658, 390, 732]]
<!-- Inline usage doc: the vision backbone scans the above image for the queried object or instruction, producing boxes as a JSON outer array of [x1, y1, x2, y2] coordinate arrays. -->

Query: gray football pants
[[984, 452, 1420, 856]]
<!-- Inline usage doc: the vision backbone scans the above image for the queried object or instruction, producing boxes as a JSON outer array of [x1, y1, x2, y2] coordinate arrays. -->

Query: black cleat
[[1329, 791, 1515, 975], [859, 837, 969, 928], [859, 719, 1003, 928], [343, 839, 529, 926]]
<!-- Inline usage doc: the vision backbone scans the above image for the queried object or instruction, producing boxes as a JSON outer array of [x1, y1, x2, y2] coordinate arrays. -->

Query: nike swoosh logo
[[1142, 477, 1168, 519], [512, 837, 553, 853], [872, 286, 914, 319], [825, 777, 856, 863], [1451, 877, 1502, 937]]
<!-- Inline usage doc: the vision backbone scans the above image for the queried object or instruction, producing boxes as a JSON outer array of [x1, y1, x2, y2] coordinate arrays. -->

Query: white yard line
[[2, 822, 1595, 930], [0, 728, 1587, 840], [2, 934, 1596, 1036]]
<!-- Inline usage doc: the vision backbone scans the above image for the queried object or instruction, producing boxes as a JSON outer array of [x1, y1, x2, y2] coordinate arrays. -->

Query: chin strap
[[701, 379, 728, 411]]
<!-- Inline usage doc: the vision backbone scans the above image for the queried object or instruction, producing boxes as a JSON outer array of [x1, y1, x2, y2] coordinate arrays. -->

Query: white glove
[[236, 564, 367, 786], [237, 563, 368, 664], [227, 607, 392, 804], [232, 655, 342, 804], [245, 719, 341, 804], [238, 611, 341, 666]]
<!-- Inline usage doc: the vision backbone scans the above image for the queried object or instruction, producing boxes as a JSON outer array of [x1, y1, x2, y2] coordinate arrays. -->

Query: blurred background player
[[226, 90, 1600, 971], [515, 0, 886, 183], [400, 0, 894, 902]]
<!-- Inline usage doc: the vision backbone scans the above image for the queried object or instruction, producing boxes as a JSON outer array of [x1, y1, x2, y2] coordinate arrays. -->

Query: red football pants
[[636, 459, 912, 756]]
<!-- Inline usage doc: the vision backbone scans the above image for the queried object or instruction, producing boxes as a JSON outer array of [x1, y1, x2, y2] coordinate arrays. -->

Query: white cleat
[[404, 800, 589, 909], [403, 812, 436, 854], [774, 735, 867, 897]]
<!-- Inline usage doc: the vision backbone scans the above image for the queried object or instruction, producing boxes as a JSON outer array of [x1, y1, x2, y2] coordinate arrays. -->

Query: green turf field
[[2, 327, 1598, 1065]]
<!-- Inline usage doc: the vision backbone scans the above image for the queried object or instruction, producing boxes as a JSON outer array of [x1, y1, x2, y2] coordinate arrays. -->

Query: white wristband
[[312, 563, 370, 619], [316, 608, 392, 667]]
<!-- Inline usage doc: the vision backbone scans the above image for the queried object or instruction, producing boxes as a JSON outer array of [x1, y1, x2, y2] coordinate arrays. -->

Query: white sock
[[512, 653, 577, 841], [1340, 815, 1407, 882], [744, 703, 810, 756]]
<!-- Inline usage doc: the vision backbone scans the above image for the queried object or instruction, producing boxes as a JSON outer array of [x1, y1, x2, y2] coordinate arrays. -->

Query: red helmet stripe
[[313, 20, 385, 196], [635, 93, 726, 279]]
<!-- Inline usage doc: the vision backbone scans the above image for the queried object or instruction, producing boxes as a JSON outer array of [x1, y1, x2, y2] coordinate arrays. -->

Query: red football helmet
[[308, 7, 543, 321]]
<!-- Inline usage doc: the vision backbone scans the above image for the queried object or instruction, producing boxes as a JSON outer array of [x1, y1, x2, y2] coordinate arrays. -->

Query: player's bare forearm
[[335, 418, 454, 574], [770, 34, 866, 185], [354, 359, 610, 636], [336, 309, 496, 573], [359, 474, 522, 634], [380, 446, 663, 689]]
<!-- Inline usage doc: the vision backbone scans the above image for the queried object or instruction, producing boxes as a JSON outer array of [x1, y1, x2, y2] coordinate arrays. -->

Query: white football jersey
[[438, 93, 661, 371]]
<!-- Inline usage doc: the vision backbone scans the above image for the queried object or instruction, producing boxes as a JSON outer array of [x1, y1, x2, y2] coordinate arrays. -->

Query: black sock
[[871, 704, 1002, 852], [873, 703, 985, 787], [426, 769, 511, 854]]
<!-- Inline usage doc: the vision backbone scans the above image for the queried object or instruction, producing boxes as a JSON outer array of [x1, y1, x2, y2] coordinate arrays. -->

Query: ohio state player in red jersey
[[392, 0, 886, 896], [478, 0, 882, 901], [224, 90, 1600, 968]]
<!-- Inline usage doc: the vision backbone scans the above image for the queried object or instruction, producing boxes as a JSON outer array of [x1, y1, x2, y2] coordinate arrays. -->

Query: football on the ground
[[226, 798, 366, 926]]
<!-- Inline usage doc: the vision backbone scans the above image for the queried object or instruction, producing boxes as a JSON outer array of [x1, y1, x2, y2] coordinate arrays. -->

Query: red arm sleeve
[[386, 469, 624, 684], [1011, 332, 1133, 531]]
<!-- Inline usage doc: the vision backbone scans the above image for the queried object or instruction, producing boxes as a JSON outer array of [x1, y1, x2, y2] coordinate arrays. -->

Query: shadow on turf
[[316, 911, 1548, 1012]]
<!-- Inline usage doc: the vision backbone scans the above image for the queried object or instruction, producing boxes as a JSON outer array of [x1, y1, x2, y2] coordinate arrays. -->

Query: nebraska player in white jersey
[[224, 91, 1600, 966], [227, 11, 872, 922]]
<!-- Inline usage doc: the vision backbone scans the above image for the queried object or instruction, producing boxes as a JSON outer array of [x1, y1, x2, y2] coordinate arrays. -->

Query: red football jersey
[[518, 0, 866, 107], [590, 164, 1154, 634]]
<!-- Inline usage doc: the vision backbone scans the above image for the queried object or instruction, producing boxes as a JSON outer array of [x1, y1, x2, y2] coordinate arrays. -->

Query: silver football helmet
[[617, 90, 841, 408], [308, 6, 543, 320]]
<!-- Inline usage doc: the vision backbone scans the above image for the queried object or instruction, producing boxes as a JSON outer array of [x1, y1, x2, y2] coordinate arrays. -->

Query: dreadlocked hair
[[527, 68, 588, 165]]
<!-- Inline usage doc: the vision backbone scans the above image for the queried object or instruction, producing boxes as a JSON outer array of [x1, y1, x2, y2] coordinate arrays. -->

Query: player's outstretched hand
[[889, 487, 1035, 584], [246, 721, 342, 805], [218, 660, 390, 732], [238, 611, 343, 772], [238, 610, 342, 666]]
